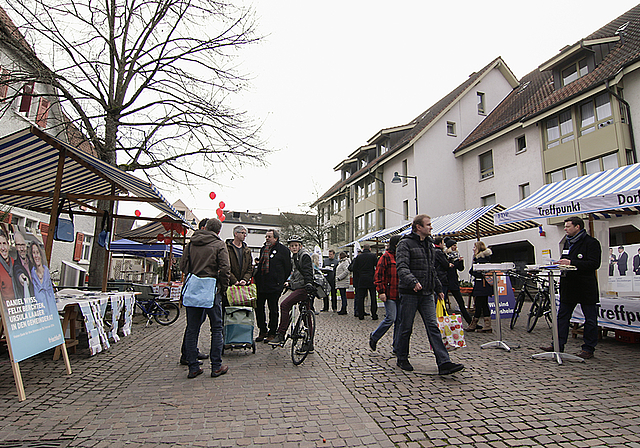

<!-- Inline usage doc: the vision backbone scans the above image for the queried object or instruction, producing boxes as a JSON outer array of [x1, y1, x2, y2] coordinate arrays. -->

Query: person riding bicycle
[[269, 235, 316, 351]]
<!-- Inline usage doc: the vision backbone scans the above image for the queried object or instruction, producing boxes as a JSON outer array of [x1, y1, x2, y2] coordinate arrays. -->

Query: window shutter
[[73, 233, 84, 261], [19, 82, 34, 114], [36, 98, 49, 127]]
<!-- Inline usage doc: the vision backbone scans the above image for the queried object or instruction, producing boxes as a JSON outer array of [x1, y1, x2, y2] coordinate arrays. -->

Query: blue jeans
[[370, 299, 399, 349], [396, 292, 451, 366], [557, 301, 599, 353], [184, 291, 224, 373]]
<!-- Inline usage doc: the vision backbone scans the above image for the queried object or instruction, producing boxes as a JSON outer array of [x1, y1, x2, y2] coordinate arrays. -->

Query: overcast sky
[[124, 0, 640, 222]]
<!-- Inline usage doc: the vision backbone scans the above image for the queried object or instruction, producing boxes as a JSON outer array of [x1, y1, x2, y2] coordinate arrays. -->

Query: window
[[81, 235, 93, 261], [477, 92, 486, 114], [516, 135, 526, 154], [365, 210, 376, 231], [332, 198, 339, 214], [402, 200, 409, 221], [446, 121, 456, 136], [482, 194, 496, 206], [479, 150, 494, 179], [379, 141, 389, 155], [401, 159, 408, 185], [356, 184, 365, 202], [561, 59, 588, 86], [0, 68, 9, 99], [366, 180, 375, 198], [545, 110, 574, 148], [19, 82, 34, 114], [340, 196, 346, 211], [584, 153, 619, 175], [355, 215, 365, 236], [549, 165, 578, 183], [519, 183, 530, 200], [580, 93, 612, 136]]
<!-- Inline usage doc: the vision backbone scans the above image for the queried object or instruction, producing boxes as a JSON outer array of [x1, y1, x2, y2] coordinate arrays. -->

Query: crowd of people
[[178, 213, 602, 379]]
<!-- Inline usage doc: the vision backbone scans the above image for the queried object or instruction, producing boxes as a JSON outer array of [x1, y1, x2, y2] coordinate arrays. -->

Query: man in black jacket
[[350, 244, 378, 320], [395, 214, 464, 375], [542, 216, 601, 359], [254, 229, 292, 342]]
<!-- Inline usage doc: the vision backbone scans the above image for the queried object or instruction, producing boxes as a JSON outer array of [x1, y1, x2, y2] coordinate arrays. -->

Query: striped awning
[[0, 127, 188, 224], [400, 204, 539, 241], [116, 218, 189, 244], [494, 164, 640, 225]]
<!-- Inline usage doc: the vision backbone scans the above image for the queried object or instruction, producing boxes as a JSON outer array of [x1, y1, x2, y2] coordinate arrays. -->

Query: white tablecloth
[[56, 291, 135, 355]]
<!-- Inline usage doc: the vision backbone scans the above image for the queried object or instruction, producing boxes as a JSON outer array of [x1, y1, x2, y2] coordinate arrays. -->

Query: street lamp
[[391, 171, 418, 215]]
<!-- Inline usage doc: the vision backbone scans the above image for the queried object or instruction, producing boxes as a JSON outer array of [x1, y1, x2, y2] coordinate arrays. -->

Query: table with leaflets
[[53, 290, 136, 360]]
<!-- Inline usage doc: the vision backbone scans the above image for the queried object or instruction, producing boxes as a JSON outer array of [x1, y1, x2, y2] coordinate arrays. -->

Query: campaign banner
[[572, 297, 640, 332], [487, 274, 516, 319], [0, 225, 64, 362]]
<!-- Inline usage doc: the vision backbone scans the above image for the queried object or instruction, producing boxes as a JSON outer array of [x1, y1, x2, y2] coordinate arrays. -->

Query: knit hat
[[445, 238, 457, 248]]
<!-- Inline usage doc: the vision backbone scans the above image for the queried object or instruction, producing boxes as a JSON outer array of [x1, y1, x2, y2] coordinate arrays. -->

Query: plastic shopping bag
[[436, 299, 466, 350]]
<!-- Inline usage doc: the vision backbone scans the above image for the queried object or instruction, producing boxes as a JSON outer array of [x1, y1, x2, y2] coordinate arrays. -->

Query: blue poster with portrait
[[0, 225, 64, 363]]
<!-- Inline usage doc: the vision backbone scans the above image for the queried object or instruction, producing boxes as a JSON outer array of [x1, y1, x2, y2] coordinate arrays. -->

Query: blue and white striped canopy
[[494, 163, 640, 225], [0, 127, 187, 224], [399, 204, 538, 240]]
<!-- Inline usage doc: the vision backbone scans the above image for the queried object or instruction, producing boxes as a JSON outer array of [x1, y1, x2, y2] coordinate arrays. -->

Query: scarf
[[566, 229, 586, 250], [259, 243, 272, 275]]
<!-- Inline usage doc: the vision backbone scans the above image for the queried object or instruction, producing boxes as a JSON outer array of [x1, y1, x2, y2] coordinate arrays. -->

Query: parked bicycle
[[525, 277, 554, 333], [270, 293, 316, 365], [135, 296, 180, 326], [509, 271, 540, 329]]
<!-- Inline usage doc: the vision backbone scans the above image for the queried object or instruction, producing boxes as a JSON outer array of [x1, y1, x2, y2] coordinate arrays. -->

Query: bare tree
[[279, 211, 338, 252], [1, 0, 268, 285]]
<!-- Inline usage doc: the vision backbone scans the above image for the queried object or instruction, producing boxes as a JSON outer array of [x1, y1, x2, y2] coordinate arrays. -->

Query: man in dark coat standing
[[253, 229, 292, 342], [350, 244, 378, 320], [543, 216, 601, 359], [617, 246, 628, 276]]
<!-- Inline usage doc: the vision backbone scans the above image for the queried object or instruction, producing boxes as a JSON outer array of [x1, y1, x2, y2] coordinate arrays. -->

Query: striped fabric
[[495, 164, 640, 225], [0, 127, 187, 223]]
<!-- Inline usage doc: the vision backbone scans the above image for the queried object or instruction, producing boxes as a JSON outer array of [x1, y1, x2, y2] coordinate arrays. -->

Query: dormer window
[[561, 59, 589, 86]]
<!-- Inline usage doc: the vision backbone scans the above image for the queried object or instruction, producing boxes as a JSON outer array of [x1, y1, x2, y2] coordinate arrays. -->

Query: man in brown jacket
[[226, 225, 253, 292], [180, 218, 231, 379]]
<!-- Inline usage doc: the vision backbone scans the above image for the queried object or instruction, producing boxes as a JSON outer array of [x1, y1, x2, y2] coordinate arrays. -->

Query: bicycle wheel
[[510, 291, 525, 329], [154, 302, 180, 325], [526, 293, 542, 333], [291, 310, 315, 365], [541, 293, 553, 327]]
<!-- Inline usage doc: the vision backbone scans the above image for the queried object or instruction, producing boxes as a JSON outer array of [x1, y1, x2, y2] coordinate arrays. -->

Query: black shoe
[[540, 345, 555, 352], [180, 359, 203, 366], [197, 352, 209, 360], [269, 333, 286, 345], [438, 362, 464, 375], [255, 331, 267, 342], [337, 310, 347, 315], [364, 312, 370, 316], [321, 308, 329, 312], [369, 336, 377, 351], [187, 368, 203, 379], [359, 316, 364, 320], [371, 315, 378, 320], [296, 344, 314, 354], [211, 365, 229, 377], [397, 359, 414, 371]]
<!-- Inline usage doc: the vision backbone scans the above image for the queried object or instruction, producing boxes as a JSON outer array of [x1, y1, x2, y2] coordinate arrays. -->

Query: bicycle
[[525, 278, 554, 333], [509, 271, 540, 329], [135, 296, 180, 326], [270, 292, 316, 365]]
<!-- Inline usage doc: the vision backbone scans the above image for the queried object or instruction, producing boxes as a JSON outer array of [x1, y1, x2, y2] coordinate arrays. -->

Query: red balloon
[[220, 214, 226, 221], [157, 233, 165, 241], [162, 222, 171, 231], [134, 210, 141, 217], [219, 201, 225, 209], [216, 208, 223, 217], [209, 192, 216, 200], [164, 237, 172, 244]]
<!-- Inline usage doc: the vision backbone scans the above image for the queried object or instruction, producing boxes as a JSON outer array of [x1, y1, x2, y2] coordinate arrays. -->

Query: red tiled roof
[[456, 4, 640, 153]]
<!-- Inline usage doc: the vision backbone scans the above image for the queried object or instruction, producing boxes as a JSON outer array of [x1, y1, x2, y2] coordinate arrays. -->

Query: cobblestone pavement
[[1, 299, 640, 447]]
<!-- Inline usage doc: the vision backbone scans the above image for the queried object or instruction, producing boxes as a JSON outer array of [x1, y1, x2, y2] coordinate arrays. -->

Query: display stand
[[473, 262, 515, 351], [530, 266, 584, 365]]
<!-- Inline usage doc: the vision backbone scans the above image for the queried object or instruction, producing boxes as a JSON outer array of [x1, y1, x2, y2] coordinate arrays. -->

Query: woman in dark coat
[[467, 241, 493, 332]]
